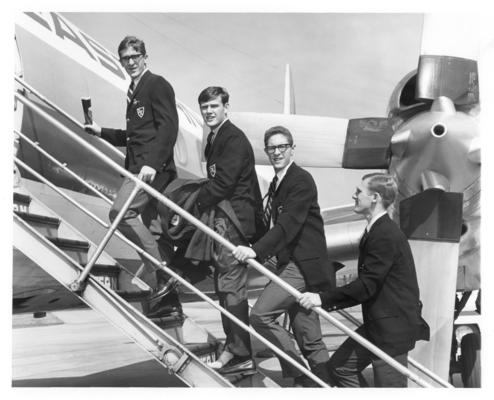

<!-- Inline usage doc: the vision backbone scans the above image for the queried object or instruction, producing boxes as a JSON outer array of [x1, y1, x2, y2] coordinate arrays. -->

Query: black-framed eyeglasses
[[264, 143, 293, 154], [120, 54, 143, 64]]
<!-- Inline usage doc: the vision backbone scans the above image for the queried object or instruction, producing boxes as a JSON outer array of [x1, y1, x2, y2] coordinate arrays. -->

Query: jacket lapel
[[206, 119, 231, 158], [272, 163, 297, 223], [127, 70, 150, 111], [274, 162, 296, 195], [362, 214, 389, 248]]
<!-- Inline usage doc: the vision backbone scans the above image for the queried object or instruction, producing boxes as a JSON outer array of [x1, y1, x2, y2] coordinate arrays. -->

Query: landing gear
[[450, 290, 481, 387], [460, 333, 481, 388]]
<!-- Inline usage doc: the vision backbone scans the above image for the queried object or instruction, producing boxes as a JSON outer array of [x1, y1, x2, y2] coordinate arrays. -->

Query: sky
[[61, 12, 423, 207]]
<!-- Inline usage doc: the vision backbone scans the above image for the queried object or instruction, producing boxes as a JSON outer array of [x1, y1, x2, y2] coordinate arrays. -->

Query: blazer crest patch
[[209, 163, 216, 177], [136, 106, 145, 118]]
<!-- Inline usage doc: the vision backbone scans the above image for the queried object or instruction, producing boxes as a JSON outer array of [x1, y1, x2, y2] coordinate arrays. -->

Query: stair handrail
[[13, 214, 234, 387], [14, 129, 114, 205], [14, 155, 329, 388], [15, 75, 124, 160], [14, 89, 331, 385], [15, 89, 439, 388]]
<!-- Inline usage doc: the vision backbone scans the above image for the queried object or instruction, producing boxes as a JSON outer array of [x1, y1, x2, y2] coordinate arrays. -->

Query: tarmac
[[12, 300, 358, 388], [12, 300, 463, 388]]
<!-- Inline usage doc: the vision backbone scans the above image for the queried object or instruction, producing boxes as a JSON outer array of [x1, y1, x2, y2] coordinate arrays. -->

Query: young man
[[196, 87, 263, 374], [299, 173, 429, 387], [84, 36, 180, 317], [233, 126, 335, 386]]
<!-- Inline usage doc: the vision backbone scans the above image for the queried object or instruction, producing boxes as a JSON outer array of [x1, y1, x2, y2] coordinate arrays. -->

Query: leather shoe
[[148, 278, 178, 302], [218, 356, 254, 374], [145, 290, 183, 319], [207, 350, 234, 370]]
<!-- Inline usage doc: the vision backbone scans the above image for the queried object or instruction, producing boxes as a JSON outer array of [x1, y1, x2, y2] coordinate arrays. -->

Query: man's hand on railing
[[232, 245, 256, 263], [298, 292, 322, 310], [84, 121, 102, 137], [138, 165, 156, 183]]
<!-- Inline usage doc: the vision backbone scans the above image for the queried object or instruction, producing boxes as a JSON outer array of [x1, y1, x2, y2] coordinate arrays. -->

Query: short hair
[[264, 126, 294, 147], [118, 36, 146, 57], [198, 87, 229, 105], [363, 173, 397, 209]]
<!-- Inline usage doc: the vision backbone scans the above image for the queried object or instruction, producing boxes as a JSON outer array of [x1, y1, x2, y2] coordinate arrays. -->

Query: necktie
[[263, 176, 278, 228], [127, 81, 135, 105], [204, 130, 215, 158]]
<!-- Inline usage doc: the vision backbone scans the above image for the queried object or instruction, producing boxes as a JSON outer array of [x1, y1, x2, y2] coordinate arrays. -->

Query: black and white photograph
[[8, 0, 493, 395]]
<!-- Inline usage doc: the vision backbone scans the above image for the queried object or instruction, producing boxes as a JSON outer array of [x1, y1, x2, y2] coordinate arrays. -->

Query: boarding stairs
[[13, 78, 283, 387], [13, 75, 453, 388], [13, 187, 243, 387]]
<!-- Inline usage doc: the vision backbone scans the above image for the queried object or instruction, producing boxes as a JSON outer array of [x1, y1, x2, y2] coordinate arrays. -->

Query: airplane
[[13, 12, 489, 387]]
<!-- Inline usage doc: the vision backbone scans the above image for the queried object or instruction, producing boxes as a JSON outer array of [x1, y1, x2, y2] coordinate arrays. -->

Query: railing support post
[[69, 184, 141, 292]]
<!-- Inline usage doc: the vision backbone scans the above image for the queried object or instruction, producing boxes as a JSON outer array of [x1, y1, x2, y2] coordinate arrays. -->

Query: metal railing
[[335, 309, 453, 387], [14, 75, 124, 160], [14, 87, 329, 387], [14, 153, 329, 387], [14, 77, 446, 387]]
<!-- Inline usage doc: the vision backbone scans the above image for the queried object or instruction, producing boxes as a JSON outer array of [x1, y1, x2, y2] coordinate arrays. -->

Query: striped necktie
[[263, 176, 278, 228], [127, 81, 135, 105]]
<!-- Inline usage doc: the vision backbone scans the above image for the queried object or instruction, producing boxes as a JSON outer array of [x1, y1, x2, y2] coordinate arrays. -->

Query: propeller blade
[[342, 117, 394, 169], [400, 189, 463, 385], [416, 14, 480, 105]]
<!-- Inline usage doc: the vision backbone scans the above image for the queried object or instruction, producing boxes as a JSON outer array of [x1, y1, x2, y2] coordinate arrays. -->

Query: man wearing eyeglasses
[[232, 125, 335, 387], [84, 36, 180, 317], [195, 86, 263, 374]]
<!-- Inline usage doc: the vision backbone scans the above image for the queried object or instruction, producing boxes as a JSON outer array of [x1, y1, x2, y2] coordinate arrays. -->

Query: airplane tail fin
[[283, 64, 296, 115]]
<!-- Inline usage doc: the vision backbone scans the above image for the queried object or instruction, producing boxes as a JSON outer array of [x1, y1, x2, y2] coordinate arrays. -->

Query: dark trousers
[[110, 177, 173, 288], [329, 326, 408, 387], [213, 213, 251, 358], [250, 262, 329, 379]]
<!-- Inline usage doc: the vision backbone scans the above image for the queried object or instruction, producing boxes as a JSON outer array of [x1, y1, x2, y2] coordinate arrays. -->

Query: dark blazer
[[252, 162, 335, 291], [101, 70, 179, 190], [196, 119, 263, 240], [320, 214, 429, 356]]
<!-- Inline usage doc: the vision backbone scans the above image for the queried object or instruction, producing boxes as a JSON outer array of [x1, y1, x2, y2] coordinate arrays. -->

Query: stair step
[[149, 313, 186, 328], [14, 211, 60, 238], [90, 264, 121, 290], [13, 192, 32, 213], [47, 237, 90, 264], [116, 289, 152, 301]]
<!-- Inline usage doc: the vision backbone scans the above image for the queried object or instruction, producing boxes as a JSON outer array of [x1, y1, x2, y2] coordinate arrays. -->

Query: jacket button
[[126, 118, 130, 122]]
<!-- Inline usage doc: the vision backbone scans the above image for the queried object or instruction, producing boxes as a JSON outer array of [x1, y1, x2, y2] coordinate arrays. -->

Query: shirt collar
[[131, 67, 149, 88], [211, 117, 229, 135], [367, 210, 388, 232], [274, 161, 294, 188]]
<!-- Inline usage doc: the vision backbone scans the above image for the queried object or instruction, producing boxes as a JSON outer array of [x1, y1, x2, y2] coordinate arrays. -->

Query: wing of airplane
[[230, 14, 487, 385]]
